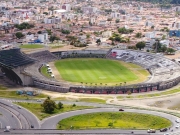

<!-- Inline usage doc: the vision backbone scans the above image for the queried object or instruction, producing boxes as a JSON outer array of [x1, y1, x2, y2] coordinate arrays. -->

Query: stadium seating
[[0, 48, 34, 68]]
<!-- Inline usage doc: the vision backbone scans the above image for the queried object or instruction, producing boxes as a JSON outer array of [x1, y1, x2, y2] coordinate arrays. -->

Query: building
[[38, 31, 48, 43], [169, 30, 180, 37], [102, 31, 112, 38]]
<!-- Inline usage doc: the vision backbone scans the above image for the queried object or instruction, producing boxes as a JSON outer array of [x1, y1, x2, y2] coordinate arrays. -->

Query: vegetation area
[[57, 112, 171, 130], [118, 27, 134, 34], [15, 32, 24, 39], [14, 22, 34, 30], [54, 59, 149, 86], [0, 85, 7, 90], [15, 101, 94, 120], [109, 33, 130, 44], [0, 90, 46, 99], [54, 97, 106, 104], [117, 88, 180, 99], [20, 44, 44, 49], [40, 66, 51, 78]]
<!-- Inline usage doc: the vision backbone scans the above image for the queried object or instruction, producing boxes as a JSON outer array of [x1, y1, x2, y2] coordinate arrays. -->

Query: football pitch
[[54, 58, 149, 86]]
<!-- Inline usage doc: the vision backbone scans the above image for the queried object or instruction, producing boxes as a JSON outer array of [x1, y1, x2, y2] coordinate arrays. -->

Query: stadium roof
[[0, 48, 34, 69]]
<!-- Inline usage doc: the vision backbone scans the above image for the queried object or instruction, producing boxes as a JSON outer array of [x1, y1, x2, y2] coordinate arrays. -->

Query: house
[[102, 31, 112, 38], [111, 12, 121, 19], [145, 39, 156, 48], [82, 6, 97, 14], [160, 40, 169, 47], [62, 4, 71, 11], [145, 32, 155, 38], [169, 30, 180, 37], [38, 31, 48, 43], [98, 20, 107, 26]]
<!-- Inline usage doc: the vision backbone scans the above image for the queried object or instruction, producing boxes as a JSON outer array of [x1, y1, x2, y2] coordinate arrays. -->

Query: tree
[[109, 37, 115, 45], [115, 19, 120, 23], [136, 41, 145, 50], [86, 34, 90, 39], [42, 97, 56, 113], [61, 29, 70, 34], [167, 48, 175, 54], [14, 22, 34, 30], [152, 40, 162, 52], [43, 12, 48, 15], [135, 32, 142, 38], [151, 25, 154, 29], [114, 36, 121, 42], [96, 39, 101, 45], [161, 45, 167, 53], [58, 102, 63, 109], [49, 35, 60, 42], [162, 35, 166, 40], [15, 32, 24, 39], [37, 31, 42, 34], [118, 27, 134, 34], [107, 18, 112, 21]]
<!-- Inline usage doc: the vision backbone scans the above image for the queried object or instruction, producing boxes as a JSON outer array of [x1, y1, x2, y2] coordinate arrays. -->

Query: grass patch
[[78, 98, 106, 104], [15, 102, 94, 120], [20, 44, 44, 49], [57, 112, 171, 130], [40, 66, 51, 78], [0, 85, 7, 90], [54, 58, 149, 86], [51, 45, 64, 49], [54, 97, 106, 104], [0, 91, 47, 99], [117, 88, 180, 99]]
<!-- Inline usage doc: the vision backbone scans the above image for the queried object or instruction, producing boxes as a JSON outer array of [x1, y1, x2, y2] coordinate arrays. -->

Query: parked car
[[37, 99, 41, 102], [18, 106, 21, 109], [176, 124, 179, 128], [31, 125, 34, 128], [160, 128, 167, 132], [176, 119, 180, 123], [119, 109, 124, 111], [147, 129, 156, 133]]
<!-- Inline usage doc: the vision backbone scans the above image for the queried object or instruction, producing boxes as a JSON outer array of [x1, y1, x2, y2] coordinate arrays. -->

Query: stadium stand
[[0, 48, 34, 85], [27, 50, 57, 63], [1, 48, 180, 94]]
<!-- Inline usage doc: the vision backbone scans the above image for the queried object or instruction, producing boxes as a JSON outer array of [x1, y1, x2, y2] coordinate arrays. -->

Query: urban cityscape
[[1, 0, 180, 135]]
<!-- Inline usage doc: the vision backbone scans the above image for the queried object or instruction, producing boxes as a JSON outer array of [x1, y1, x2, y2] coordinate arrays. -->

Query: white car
[[18, 106, 21, 109], [176, 119, 180, 123], [176, 124, 179, 128], [37, 99, 42, 102]]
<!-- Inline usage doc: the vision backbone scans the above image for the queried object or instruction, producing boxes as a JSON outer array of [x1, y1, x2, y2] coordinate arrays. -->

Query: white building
[[145, 32, 155, 38], [111, 12, 121, 19], [26, 34, 35, 41], [102, 31, 112, 38], [38, 31, 48, 43], [160, 40, 169, 47]]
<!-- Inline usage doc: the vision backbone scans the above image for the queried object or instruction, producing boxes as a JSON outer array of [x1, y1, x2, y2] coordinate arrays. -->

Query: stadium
[[0, 48, 180, 94]]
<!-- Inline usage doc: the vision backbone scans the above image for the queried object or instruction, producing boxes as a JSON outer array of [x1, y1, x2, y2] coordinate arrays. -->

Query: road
[[0, 99, 40, 129], [0, 99, 180, 134]]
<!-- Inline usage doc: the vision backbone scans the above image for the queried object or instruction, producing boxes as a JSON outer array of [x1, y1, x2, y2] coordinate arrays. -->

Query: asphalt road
[[0, 99, 40, 129], [0, 99, 180, 135], [40, 108, 179, 134]]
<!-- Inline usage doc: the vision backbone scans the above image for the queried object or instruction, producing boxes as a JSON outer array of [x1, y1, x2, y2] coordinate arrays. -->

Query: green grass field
[[57, 112, 171, 130], [20, 44, 44, 49], [117, 88, 180, 99], [54, 59, 149, 86], [0, 90, 47, 99], [40, 66, 51, 78], [15, 102, 94, 120]]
